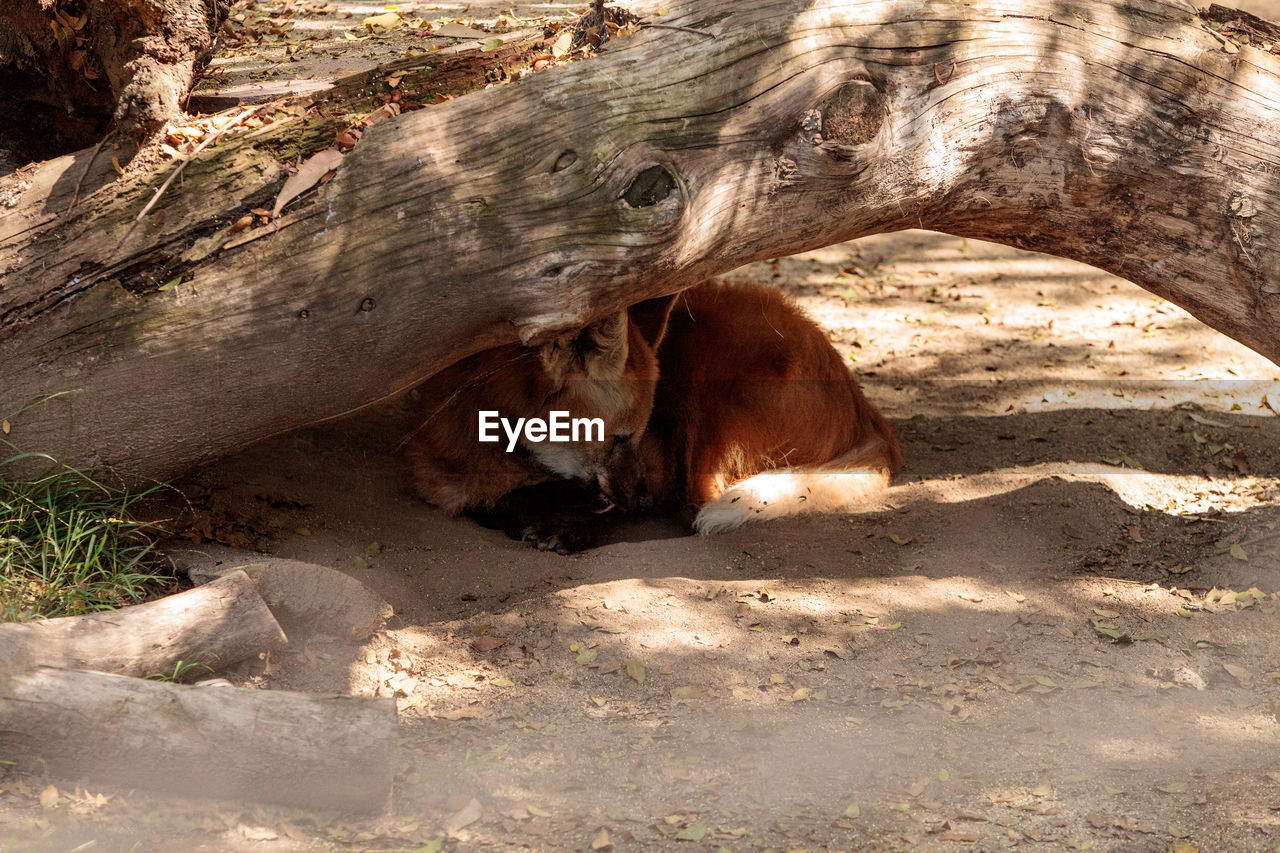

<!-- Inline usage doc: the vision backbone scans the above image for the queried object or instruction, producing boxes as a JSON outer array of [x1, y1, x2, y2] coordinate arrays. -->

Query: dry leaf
[[470, 636, 506, 652], [434, 22, 489, 39], [272, 149, 344, 217], [361, 11, 400, 29], [435, 706, 491, 720], [367, 103, 401, 125], [626, 660, 646, 684], [442, 797, 482, 835], [238, 825, 279, 841], [551, 29, 574, 57], [39, 785, 59, 809], [1222, 662, 1251, 683]]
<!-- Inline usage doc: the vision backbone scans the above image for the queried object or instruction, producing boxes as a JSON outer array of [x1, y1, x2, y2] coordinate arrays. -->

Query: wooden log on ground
[[0, 569, 286, 677], [176, 546, 393, 641], [2, 0, 1279, 480], [0, 666, 396, 812]]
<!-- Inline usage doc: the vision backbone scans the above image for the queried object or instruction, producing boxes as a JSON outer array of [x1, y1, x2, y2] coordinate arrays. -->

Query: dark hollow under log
[[0, 0, 226, 162]]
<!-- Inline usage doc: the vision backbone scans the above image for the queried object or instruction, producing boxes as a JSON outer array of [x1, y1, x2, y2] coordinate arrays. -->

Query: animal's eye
[[611, 432, 631, 448]]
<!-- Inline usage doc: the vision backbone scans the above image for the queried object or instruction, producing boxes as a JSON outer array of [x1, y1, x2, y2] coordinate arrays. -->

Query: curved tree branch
[[1, 0, 1277, 480]]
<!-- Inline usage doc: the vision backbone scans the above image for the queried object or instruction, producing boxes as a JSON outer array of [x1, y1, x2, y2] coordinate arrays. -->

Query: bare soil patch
[[4, 229, 1279, 852]]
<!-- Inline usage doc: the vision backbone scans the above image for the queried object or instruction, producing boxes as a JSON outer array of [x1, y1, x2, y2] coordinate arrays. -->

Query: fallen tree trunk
[[0, 666, 396, 812], [0, 569, 286, 677], [2, 0, 1278, 480]]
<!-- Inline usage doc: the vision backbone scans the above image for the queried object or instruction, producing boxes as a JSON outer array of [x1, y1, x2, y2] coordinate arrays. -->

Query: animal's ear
[[628, 292, 679, 350], [539, 311, 628, 386]]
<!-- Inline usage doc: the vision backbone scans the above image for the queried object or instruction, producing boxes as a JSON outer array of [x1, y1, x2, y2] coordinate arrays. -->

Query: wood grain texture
[[0, 667, 396, 811], [1, 0, 1277, 480], [0, 569, 286, 676]]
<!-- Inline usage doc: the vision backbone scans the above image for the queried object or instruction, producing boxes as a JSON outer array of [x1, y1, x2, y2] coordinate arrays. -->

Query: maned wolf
[[408, 281, 898, 551], [406, 297, 675, 551], [635, 281, 900, 534]]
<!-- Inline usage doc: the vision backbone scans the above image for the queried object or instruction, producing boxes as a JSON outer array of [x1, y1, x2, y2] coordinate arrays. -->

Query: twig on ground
[[66, 137, 108, 213], [135, 104, 261, 223]]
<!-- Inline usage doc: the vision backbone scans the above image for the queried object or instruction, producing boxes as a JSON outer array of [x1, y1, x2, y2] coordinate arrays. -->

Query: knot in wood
[[819, 82, 886, 147], [622, 166, 678, 208]]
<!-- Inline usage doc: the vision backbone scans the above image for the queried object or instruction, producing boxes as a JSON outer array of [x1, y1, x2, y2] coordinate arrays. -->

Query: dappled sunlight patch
[[737, 231, 1280, 428], [362, 622, 510, 714], [1008, 381, 1280, 415], [1189, 709, 1280, 744], [891, 461, 1280, 515], [1085, 735, 1184, 764]]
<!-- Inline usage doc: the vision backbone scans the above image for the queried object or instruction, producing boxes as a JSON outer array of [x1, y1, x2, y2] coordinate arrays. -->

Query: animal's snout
[[599, 440, 650, 513]]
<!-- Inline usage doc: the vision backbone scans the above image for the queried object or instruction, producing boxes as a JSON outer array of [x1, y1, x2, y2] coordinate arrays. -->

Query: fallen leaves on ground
[[272, 148, 343, 217]]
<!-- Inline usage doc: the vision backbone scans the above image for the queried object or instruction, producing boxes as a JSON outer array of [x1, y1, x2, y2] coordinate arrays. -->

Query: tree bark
[[0, 569, 286, 677], [2, 0, 1278, 481], [0, 0, 226, 161], [0, 666, 396, 812], [177, 546, 394, 641]]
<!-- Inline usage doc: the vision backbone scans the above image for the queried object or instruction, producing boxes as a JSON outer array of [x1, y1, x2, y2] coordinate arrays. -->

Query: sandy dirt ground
[[4, 229, 1280, 853], [5, 1, 1280, 851]]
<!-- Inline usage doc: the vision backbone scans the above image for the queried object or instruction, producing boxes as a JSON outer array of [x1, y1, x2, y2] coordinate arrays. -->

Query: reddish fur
[[637, 281, 900, 526], [407, 281, 898, 540], [407, 311, 664, 515]]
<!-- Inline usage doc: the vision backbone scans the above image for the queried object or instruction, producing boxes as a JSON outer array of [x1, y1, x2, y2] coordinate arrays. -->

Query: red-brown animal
[[407, 281, 898, 550], [406, 298, 674, 551], [635, 281, 901, 533]]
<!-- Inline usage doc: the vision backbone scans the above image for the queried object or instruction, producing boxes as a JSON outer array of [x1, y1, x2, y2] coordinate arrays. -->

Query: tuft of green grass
[[0, 452, 172, 622], [145, 650, 218, 683]]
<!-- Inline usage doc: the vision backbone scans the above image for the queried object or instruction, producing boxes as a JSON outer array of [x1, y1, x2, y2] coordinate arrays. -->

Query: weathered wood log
[[176, 546, 394, 641], [0, 569, 286, 677], [2, 0, 1278, 481], [0, 666, 397, 812]]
